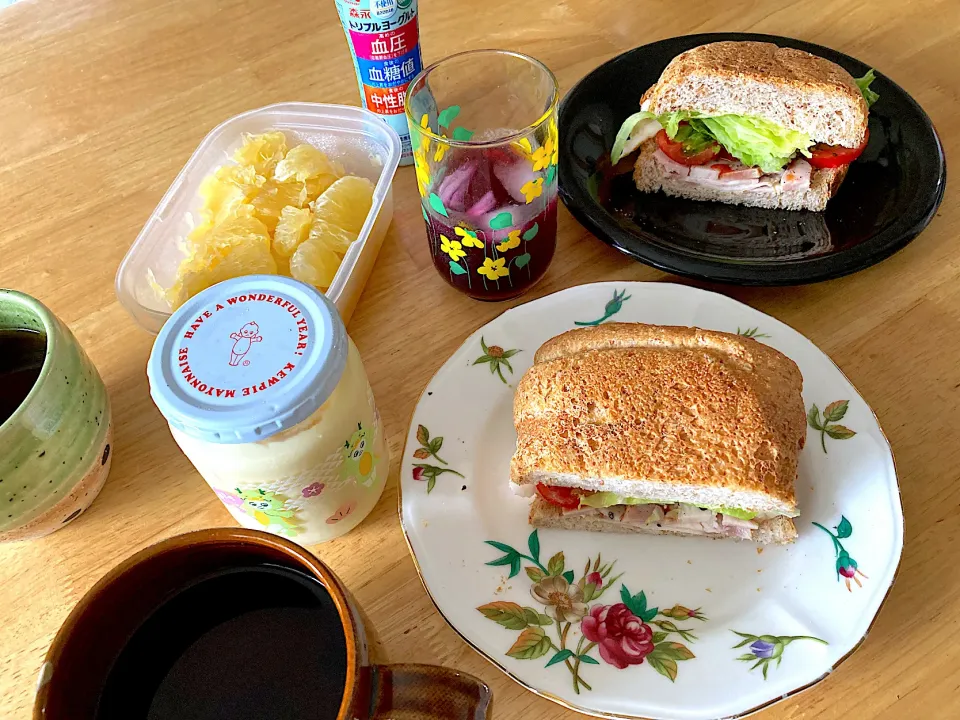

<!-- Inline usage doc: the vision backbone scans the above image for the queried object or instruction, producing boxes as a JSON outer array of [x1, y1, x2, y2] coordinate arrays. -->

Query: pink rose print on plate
[[581, 602, 655, 669], [302, 482, 325, 498], [479, 534, 703, 691], [326, 499, 357, 524], [213, 488, 243, 508]]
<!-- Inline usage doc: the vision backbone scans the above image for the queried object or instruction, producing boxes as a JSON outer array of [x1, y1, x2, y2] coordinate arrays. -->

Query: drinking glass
[[405, 50, 559, 301]]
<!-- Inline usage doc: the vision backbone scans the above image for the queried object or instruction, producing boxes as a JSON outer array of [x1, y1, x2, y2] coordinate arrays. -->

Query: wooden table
[[1, 0, 957, 717]]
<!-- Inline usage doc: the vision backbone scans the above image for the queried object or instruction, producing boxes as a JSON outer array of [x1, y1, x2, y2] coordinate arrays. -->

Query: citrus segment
[[274, 144, 345, 183], [312, 176, 375, 235], [273, 206, 314, 258], [249, 179, 308, 233], [167, 216, 276, 308], [233, 132, 288, 175], [290, 238, 343, 291], [304, 174, 338, 203], [305, 218, 355, 257], [167, 132, 371, 305]]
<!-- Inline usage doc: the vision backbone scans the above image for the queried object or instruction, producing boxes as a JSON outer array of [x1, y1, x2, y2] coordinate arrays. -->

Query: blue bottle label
[[334, 0, 422, 164]]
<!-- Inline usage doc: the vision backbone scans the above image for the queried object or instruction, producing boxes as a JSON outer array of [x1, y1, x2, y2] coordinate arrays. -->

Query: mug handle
[[368, 663, 492, 719]]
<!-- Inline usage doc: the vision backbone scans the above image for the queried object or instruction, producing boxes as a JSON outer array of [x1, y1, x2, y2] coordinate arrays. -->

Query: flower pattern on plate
[[410, 424, 464, 493], [473, 337, 520, 385], [808, 400, 857, 452], [399, 281, 903, 719], [737, 326, 771, 339], [575, 288, 631, 327], [732, 632, 828, 679], [480, 530, 704, 692], [814, 516, 869, 591]]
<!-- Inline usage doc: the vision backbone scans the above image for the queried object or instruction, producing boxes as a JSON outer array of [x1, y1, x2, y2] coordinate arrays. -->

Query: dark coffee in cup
[[0, 327, 46, 425], [96, 563, 348, 720], [36, 529, 492, 720]]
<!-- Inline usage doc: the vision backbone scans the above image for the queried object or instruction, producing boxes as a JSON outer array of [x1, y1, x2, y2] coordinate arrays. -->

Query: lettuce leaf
[[716, 506, 759, 521], [855, 69, 880, 107], [610, 111, 661, 163], [671, 122, 716, 154], [578, 492, 760, 520], [579, 492, 654, 508], [612, 109, 815, 172], [697, 116, 812, 173]]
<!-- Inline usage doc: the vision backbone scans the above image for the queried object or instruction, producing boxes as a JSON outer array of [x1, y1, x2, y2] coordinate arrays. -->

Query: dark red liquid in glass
[[422, 145, 557, 301]]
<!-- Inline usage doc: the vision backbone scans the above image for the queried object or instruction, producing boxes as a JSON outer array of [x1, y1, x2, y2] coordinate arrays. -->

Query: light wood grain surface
[[1, 0, 957, 717]]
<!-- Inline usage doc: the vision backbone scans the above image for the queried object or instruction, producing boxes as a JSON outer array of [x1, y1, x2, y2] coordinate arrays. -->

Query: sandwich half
[[610, 41, 880, 211], [510, 323, 806, 544]]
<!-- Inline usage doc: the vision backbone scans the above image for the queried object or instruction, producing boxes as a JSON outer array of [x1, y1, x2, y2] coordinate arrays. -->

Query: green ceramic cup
[[0, 290, 113, 542]]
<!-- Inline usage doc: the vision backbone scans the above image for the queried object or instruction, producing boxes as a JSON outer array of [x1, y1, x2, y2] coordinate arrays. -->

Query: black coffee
[[0, 328, 46, 425], [96, 564, 348, 720]]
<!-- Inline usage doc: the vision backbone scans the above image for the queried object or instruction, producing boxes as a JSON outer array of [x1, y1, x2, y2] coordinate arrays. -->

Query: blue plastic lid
[[147, 275, 347, 444]]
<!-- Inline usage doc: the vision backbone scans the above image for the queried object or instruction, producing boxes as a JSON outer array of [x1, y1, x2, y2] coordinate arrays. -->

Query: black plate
[[558, 32, 946, 285]]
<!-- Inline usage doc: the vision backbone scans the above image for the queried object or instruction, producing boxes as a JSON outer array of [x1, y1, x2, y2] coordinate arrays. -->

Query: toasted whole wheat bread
[[633, 138, 848, 211], [529, 499, 798, 545], [511, 324, 806, 516], [640, 41, 868, 147]]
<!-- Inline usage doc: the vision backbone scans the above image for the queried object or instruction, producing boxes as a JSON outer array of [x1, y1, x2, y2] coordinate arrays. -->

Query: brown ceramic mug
[[34, 528, 492, 719]]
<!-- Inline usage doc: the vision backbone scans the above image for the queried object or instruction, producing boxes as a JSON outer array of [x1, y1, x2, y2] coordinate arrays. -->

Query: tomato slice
[[655, 129, 720, 166], [535, 484, 583, 510], [808, 128, 869, 169]]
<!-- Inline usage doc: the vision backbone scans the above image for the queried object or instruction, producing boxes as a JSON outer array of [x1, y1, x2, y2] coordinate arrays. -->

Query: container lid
[[147, 275, 347, 444]]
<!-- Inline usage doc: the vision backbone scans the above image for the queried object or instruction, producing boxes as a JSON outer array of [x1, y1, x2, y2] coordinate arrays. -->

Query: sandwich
[[609, 41, 880, 211], [510, 323, 806, 544]]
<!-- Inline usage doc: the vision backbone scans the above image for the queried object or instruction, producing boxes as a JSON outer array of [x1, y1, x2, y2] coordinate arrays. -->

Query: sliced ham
[[569, 500, 763, 539], [721, 515, 759, 531], [782, 158, 812, 192], [562, 506, 602, 519], [623, 504, 660, 526], [654, 150, 812, 195], [720, 524, 754, 540], [654, 149, 692, 177], [716, 166, 762, 182], [675, 504, 721, 533], [688, 164, 721, 181]]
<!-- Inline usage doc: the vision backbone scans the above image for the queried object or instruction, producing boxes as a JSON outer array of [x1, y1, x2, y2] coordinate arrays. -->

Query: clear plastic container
[[116, 102, 401, 332]]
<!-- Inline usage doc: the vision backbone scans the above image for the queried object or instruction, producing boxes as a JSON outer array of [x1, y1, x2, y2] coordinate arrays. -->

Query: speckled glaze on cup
[[0, 290, 112, 541]]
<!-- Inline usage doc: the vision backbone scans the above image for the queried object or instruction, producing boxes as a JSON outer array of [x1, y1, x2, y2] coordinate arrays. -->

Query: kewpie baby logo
[[229, 321, 262, 367]]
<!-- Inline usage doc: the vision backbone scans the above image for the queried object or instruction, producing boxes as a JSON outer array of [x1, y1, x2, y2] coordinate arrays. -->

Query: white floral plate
[[399, 282, 902, 720]]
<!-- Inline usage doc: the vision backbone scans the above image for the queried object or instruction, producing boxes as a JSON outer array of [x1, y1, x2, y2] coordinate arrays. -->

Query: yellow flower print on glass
[[419, 113, 432, 152], [455, 226, 483, 248], [497, 230, 522, 252], [478, 257, 509, 279], [521, 178, 544, 203], [531, 129, 558, 171], [440, 235, 466, 262], [511, 137, 533, 160], [530, 143, 551, 172], [413, 148, 430, 197], [548, 120, 559, 165], [434, 137, 449, 162]]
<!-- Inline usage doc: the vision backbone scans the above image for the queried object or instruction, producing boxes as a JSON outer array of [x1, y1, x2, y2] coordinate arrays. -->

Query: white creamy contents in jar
[[148, 275, 387, 545]]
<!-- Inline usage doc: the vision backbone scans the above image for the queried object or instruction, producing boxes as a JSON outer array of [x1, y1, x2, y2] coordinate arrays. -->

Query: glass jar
[[147, 275, 387, 544]]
